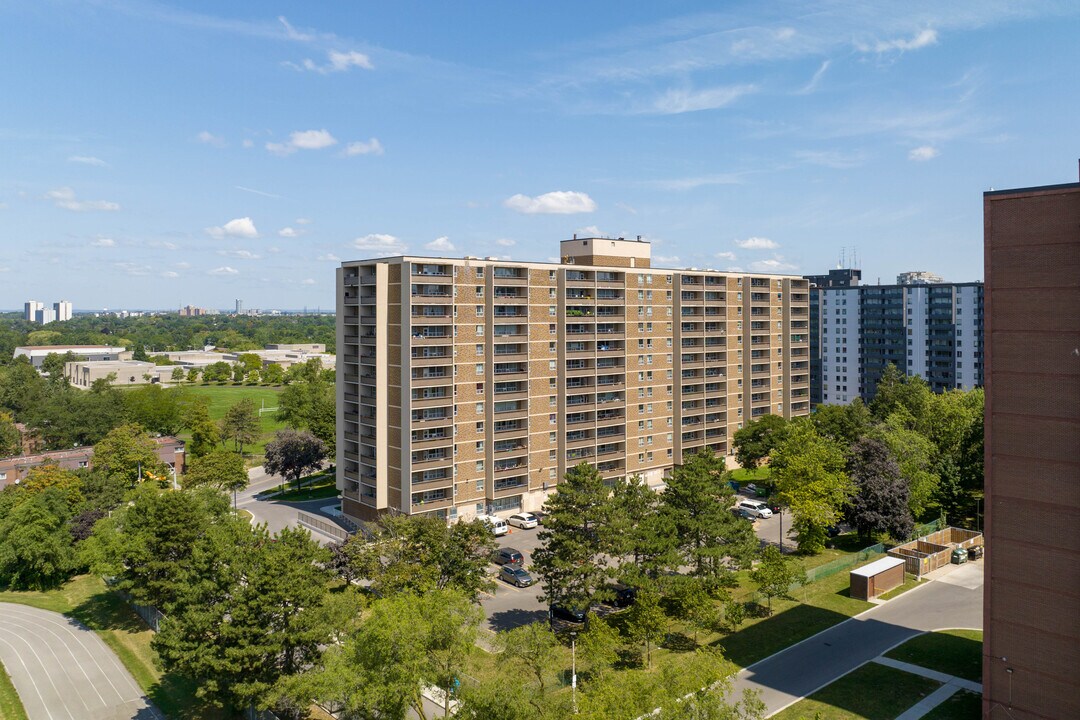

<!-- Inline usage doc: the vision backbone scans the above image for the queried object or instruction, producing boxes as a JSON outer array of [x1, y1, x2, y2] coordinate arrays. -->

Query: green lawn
[[884, 630, 984, 682], [176, 384, 287, 457], [0, 662, 28, 720], [772, 662, 942, 720], [0, 575, 227, 720], [878, 575, 924, 601], [273, 471, 338, 502], [920, 689, 981, 719], [729, 467, 772, 483]]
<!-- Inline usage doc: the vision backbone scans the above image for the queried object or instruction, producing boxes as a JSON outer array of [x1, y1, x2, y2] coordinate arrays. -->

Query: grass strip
[[0, 661, 29, 720], [920, 689, 982, 720], [879, 576, 924, 600], [884, 629, 983, 683], [771, 662, 942, 720]]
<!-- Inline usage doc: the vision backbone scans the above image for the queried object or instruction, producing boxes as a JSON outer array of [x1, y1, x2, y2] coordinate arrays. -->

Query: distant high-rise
[[896, 270, 943, 285], [53, 300, 72, 322], [24, 300, 43, 322], [34, 307, 56, 325], [983, 179, 1080, 719], [235, 299, 243, 315], [805, 271, 983, 405]]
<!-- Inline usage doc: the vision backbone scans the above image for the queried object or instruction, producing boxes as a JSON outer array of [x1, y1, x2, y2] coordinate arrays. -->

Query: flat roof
[[850, 556, 906, 578], [16, 345, 126, 351], [984, 181, 1080, 197]]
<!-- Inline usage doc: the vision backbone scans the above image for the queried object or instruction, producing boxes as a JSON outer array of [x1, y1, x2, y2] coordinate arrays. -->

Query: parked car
[[531, 510, 550, 525], [738, 500, 773, 519], [499, 565, 535, 587], [549, 603, 587, 625], [767, 499, 783, 514], [730, 507, 755, 521], [606, 582, 637, 608], [507, 512, 539, 529], [492, 547, 524, 566], [476, 514, 509, 536]]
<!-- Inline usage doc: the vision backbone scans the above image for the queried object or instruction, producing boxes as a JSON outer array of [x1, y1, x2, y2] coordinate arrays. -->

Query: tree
[[532, 463, 613, 611], [263, 429, 326, 491], [346, 514, 497, 599], [281, 588, 481, 720], [245, 369, 261, 385], [186, 367, 201, 384], [219, 398, 261, 455], [625, 589, 667, 668], [576, 614, 621, 681], [40, 351, 81, 383], [203, 361, 232, 384], [732, 414, 789, 470], [262, 363, 284, 385], [132, 344, 149, 361], [0, 489, 77, 589], [0, 410, 21, 457], [809, 400, 872, 449], [846, 437, 913, 541], [750, 546, 805, 616], [666, 576, 721, 642], [276, 358, 336, 455], [123, 384, 184, 435], [609, 475, 680, 585], [655, 683, 766, 720], [92, 423, 170, 486], [171, 367, 185, 383], [236, 353, 262, 374], [501, 623, 561, 699], [771, 422, 853, 555], [154, 524, 350, 713], [182, 399, 221, 459], [183, 450, 249, 495], [874, 414, 940, 518], [662, 449, 757, 585]]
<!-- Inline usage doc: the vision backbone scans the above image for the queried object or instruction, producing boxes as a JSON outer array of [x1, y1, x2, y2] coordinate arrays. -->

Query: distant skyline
[[2, 1, 1078, 308]]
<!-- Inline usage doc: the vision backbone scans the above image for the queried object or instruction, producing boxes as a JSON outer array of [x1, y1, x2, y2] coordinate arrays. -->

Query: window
[[476, 267, 484, 278], [549, 360, 557, 371], [476, 363, 484, 375], [476, 460, 484, 472], [476, 441, 484, 451], [476, 422, 484, 432], [476, 344, 483, 356], [549, 306, 557, 316], [476, 403, 484, 414], [549, 377, 557, 388]]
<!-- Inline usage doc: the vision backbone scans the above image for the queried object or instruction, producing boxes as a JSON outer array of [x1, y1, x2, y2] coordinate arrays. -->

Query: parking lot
[[480, 522, 548, 632]]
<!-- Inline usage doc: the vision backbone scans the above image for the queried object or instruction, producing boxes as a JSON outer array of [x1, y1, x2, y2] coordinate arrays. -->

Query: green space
[[884, 629, 983, 683], [271, 470, 338, 502], [771, 662, 942, 720], [920, 689, 981, 720], [0, 661, 28, 720], [879, 575, 924, 600], [0, 575, 227, 720], [176, 384, 286, 457], [729, 467, 773, 483]]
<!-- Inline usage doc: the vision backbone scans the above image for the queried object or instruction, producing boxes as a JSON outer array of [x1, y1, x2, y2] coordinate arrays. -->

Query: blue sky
[[2, 1, 1078, 311]]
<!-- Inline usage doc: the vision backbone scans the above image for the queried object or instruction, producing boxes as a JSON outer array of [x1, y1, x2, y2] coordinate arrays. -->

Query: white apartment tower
[[53, 300, 73, 322], [337, 237, 811, 524]]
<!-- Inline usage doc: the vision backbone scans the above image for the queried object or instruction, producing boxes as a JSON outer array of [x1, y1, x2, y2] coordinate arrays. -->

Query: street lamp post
[[779, 509, 783, 553], [571, 631, 578, 714]]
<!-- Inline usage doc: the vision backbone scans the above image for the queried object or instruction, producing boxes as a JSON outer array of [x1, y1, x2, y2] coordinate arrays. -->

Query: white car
[[507, 512, 539, 529], [738, 500, 773, 519]]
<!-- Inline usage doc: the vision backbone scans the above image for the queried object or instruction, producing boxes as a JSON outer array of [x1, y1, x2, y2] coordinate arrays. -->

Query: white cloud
[[91, 238, 116, 248], [278, 227, 298, 237], [149, 239, 178, 251], [175, 261, 192, 270], [266, 129, 337, 156], [278, 16, 313, 42], [161, 271, 180, 278], [206, 217, 259, 239], [654, 255, 681, 265], [236, 185, 281, 198], [301, 278, 316, 285], [859, 28, 938, 53], [344, 138, 385, 156], [495, 238, 516, 247], [218, 249, 261, 260], [647, 84, 756, 115], [114, 262, 151, 276], [45, 187, 120, 212], [208, 266, 239, 276], [724, 266, 745, 273], [734, 237, 778, 250], [505, 191, 597, 215], [196, 130, 226, 147], [317, 253, 341, 262], [796, 60, 831, 95], [715, 251, 737, 261], [352, 233, 406, 256], [908, 145, 940, 161], [0, 266, 10, 272], [290, 49, 374, 74], [68, 155, 108, 167], [750, 257, 798, 273], [425, 236, 455, 253], [295, 217, 313, 225], [647, 174, 744, 191]]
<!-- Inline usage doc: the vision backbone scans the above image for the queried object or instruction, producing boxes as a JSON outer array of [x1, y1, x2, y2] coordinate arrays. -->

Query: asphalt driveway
[[0, 602, 160, 720]]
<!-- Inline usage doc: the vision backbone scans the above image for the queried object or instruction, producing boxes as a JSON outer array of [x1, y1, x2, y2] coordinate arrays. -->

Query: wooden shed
[[849, 556, 906, 601]]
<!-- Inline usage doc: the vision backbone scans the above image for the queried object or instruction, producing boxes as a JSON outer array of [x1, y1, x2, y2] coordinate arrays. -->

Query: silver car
[[499, 565, 535, 587]]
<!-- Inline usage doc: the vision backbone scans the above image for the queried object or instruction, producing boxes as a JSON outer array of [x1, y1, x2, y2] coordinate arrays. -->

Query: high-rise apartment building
[[983, 179, 1080, 719], [337, 238, 811, 523], [53, 300, 72, 322], [806, 272, 983, 405], [24, 300, 43, 322]]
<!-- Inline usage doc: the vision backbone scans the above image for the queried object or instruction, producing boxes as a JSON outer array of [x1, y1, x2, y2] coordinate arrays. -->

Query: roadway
[[236, 465, 350, 544], [0, 603, 161, 720], [733, 561, 985, 717]]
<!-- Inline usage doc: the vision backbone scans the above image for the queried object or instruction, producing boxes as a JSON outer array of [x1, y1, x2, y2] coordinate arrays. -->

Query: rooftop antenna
[[839, 247, 845, 269]]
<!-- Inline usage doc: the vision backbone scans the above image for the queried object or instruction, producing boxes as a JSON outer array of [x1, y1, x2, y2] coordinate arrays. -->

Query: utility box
[[849, 556, 906, 601]]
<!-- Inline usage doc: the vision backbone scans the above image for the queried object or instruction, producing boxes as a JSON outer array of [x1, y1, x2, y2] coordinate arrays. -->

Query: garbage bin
[[951, 548, 968, 564]]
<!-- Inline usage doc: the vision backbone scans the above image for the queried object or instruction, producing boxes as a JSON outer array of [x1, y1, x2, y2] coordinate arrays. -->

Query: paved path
[[0, 603, 161, 720], [874, 656, 982, 720], [237, 465, 348, 544], [731, 561, 984, 717]]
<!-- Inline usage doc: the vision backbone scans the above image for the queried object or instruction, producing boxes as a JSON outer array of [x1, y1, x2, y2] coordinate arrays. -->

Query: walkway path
[[873, 656, 981, 720], [0, 603, 161, 720], [237, 465, 349, 544], [730, 561, 983, 717]]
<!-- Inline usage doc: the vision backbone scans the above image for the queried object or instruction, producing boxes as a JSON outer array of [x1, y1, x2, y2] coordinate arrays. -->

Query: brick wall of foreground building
[[983, 181, 1080, 720], [337, 238, 811, 524]]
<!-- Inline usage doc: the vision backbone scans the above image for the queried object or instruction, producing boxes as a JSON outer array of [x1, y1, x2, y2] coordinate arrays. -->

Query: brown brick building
[[0, 436, 186, 490], [336, 237, 811, 524], [983, 181, 1080, 719]]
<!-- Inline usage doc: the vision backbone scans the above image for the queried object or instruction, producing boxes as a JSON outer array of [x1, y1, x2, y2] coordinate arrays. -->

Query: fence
[[791, 519, 945, 588], [297, 511, 353, 543]]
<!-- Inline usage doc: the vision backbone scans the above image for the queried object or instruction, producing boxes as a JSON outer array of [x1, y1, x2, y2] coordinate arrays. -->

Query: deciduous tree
[[0, 489, 77, 590], [732, 414, 789, 470], [263, 428, 326, 491], [219, 398, 261, 455], [750, 546, 805, 615], [846, 437, 913, 541], [183, 450, 249, 495], [92, 423, 170, 486]]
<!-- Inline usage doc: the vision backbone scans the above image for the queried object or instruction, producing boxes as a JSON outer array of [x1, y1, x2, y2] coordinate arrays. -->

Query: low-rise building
[[13, 345, 131, 369], [65, 359, 158, 388], [0, 436, 185, 490]]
